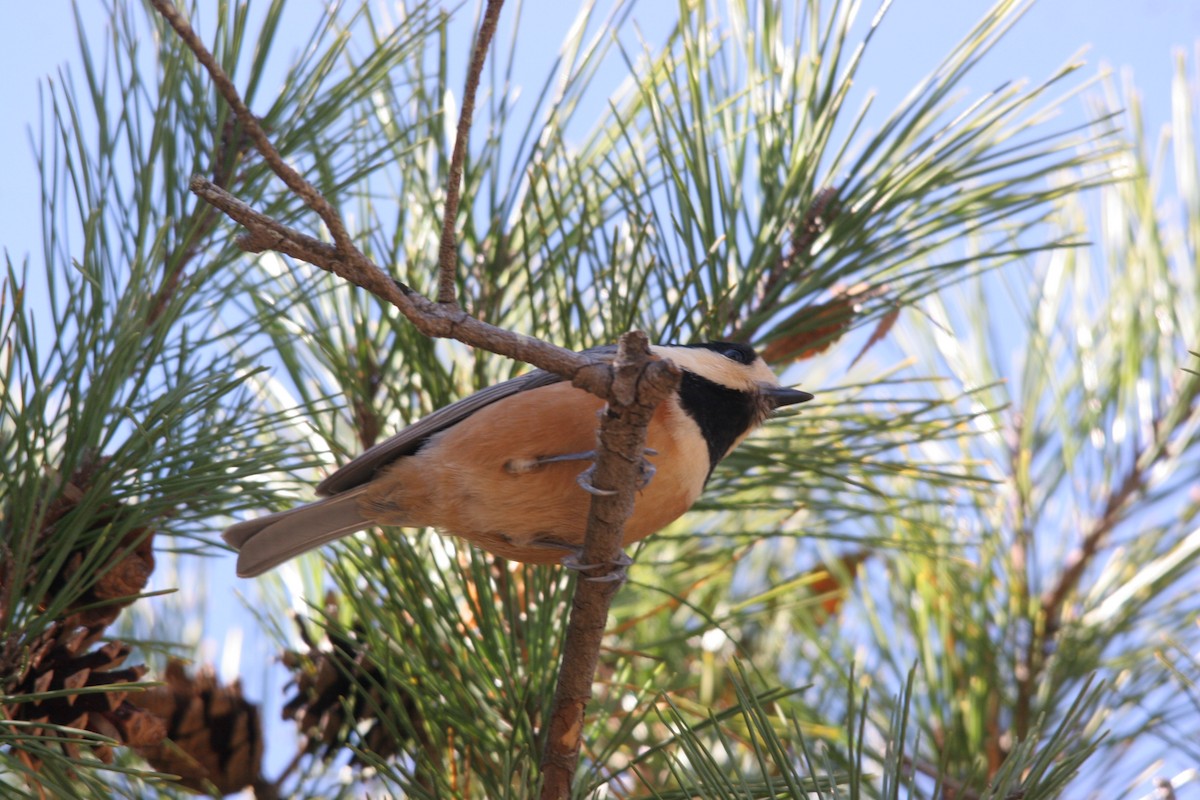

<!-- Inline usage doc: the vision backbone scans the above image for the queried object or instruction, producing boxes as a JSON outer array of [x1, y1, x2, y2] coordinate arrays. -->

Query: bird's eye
[[685, 340, 759, 364], [713, 342, 755, 364]]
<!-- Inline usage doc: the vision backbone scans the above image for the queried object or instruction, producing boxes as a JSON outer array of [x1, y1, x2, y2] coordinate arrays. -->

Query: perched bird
[[224, 341, 812, 577]]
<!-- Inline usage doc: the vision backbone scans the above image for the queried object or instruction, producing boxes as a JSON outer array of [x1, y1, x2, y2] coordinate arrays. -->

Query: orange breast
[[359, 382, 711, 563]]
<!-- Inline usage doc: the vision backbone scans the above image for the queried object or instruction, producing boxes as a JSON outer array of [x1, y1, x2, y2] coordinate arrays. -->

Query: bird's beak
[[762, 385, 814, 408]]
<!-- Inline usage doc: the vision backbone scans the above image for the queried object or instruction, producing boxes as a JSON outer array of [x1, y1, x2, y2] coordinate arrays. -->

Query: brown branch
[[149, 0, 355, 253], [156, 0, 610, 395], [1013, 458, 1143, 738], [437, 0, 506, 305], [155, 5, 673, 791], [189, 178, 610, 391], [539, 332, 680, 799], [1008, 373, 1200, 751], [1038, 465, 1143, 628]]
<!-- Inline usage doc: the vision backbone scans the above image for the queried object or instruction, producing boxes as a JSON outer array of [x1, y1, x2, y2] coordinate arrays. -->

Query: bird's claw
[[509, 449, 658, 495], [636, 456, 656, 490], [576, 466, 618, 496], [561, 549, 634, 583], [573, 447, 658, 495]]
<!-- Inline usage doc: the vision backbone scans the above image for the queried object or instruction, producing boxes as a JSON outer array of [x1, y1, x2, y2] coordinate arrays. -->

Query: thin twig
[[154, 5, 669, 791], [728, 186, 839, 341], [149, 0, 355, 253], [539, 332, 681, 799], [1010, 363, 1200, 746], [437, 0, 506, 305], [156, 0, 606, 394], [190, 178, 607, 389], [1013, 457, 1143, 738], [1039, 465, 1143, 629]]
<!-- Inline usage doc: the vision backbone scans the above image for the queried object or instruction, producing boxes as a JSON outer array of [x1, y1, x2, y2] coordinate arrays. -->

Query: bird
[[223, 341, 813, 577]]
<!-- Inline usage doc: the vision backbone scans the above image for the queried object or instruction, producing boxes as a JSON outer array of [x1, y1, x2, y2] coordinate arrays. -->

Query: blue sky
[[1, 1, 1196, 268]]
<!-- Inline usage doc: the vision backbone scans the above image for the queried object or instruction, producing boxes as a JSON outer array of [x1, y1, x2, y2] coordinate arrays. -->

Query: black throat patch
[[676, 370, 765, 479]]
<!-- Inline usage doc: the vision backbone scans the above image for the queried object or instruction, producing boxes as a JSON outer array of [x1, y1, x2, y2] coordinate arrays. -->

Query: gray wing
[[315, 345, 617, 496]]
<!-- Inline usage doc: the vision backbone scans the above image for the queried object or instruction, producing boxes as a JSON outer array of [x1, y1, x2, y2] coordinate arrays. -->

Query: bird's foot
[[507, 449, 658, 494], [635, 450, 657, 490], [575, 465, 617, 496], [561, 549, 634, 583], [572, 448, 658, 496]]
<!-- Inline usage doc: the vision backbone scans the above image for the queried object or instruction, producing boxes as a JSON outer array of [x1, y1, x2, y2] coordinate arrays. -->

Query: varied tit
[[224, 341, 813, 577]]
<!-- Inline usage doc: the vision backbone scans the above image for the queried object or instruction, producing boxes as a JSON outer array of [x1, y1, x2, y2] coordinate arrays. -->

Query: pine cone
[[281, 594, 423, 763], [37, 469, 157, 630], [129, 659, 263, 795], [1, 632, 166, 765], [0, 459, 176, 776]]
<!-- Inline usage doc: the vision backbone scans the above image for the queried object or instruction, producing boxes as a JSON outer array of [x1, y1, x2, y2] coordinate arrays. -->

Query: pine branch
[[19, 0, 1169, 794], [147, 0, 356, 254], [151, 0, 613, 393], [149, 2, 685, 792], [539, 332, 679, 798], [187, 173, 603, 386], [437, 0, 506, 305], [1015, 372, 1200, 739]]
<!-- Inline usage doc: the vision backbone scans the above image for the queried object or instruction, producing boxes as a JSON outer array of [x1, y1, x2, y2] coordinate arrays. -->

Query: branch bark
[[1013, 457, 1143, 738], [155, 0, 609, 392], [437, 0, 505, 305], [151, 1, 668, 793], [148, 0, 356, 255], [188, 178, 610, 390], [538, 332, 680, 800]]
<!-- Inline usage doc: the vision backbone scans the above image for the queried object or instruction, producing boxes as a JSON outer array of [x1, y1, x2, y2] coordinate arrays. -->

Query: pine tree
[[2, 1, 1198, 798]]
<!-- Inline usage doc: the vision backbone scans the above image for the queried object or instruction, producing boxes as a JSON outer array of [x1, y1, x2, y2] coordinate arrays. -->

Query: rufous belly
[[360, 382, 711, 562]]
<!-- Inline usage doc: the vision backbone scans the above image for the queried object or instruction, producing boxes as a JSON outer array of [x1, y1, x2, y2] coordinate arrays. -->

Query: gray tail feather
[[223, 489, 371, 577]]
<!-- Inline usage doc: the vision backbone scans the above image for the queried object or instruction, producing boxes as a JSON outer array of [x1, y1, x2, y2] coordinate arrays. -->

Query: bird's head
[[649, 341, 813, 470]]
